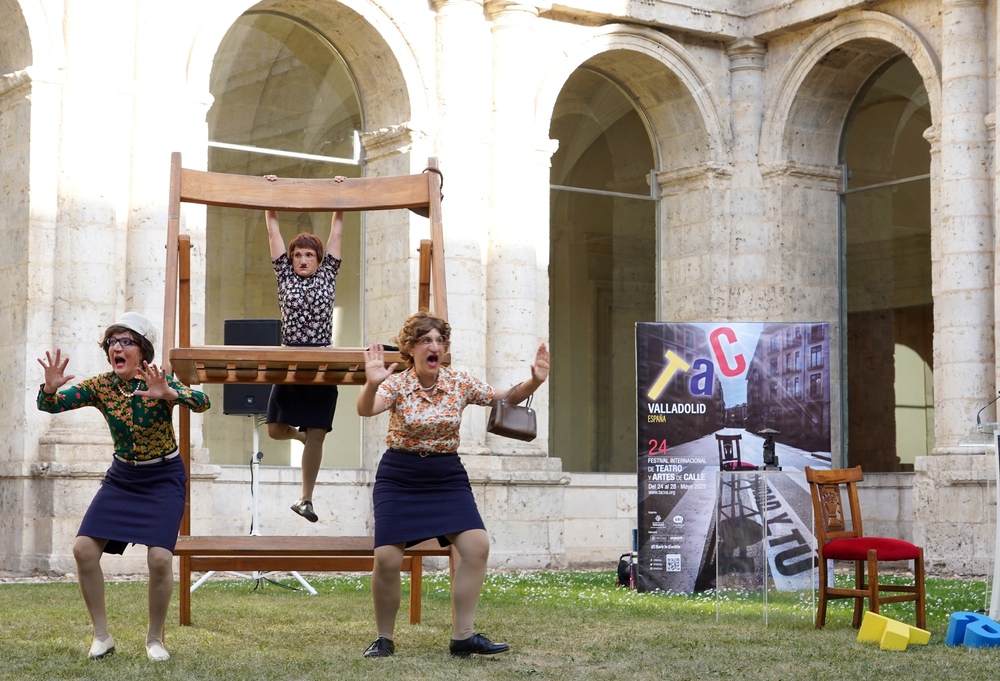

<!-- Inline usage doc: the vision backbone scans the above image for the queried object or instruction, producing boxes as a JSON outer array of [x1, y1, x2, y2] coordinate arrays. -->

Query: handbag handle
[[501, 382, 532, 408]]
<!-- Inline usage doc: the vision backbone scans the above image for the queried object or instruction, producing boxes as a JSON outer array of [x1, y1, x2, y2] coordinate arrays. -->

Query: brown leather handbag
[[486, 384, 537, 442]]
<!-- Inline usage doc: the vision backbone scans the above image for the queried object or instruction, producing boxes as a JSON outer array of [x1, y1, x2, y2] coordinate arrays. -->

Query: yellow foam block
[[907, 626, 931, 645], [858, 612, 891, 642], [858, 611, 931, 649], [880, 619, 911, 651]]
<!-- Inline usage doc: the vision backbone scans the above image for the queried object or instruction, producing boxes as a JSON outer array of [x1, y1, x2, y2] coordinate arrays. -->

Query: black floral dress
[[267, 252, 341, 430]]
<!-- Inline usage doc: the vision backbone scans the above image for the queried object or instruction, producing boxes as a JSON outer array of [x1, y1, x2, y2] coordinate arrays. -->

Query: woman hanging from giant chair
[[260, 173, 346, 523]]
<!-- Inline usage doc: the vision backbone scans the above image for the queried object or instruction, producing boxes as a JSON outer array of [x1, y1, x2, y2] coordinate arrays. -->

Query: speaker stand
[[190, 415, 317, 595]]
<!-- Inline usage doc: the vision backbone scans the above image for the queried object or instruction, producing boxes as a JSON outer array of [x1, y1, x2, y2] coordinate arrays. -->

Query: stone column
[[43, 0, 137, 456], [912, 0, 995, 577], [933, 0, 993, 452], [28, 1, 142, 574], [725, 38, 770, 313], [430, 0, 492, 450], [483, 1, 550, 454]]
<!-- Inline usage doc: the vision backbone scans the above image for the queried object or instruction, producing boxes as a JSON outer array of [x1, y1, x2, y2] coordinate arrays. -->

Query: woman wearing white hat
[[37, 312, 210, 662]]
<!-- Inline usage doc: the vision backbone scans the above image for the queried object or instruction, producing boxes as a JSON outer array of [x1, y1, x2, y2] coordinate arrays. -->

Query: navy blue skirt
[[266, 384, 338, 432], [78, 457, 187, 554], [373, 449, 486, 548]]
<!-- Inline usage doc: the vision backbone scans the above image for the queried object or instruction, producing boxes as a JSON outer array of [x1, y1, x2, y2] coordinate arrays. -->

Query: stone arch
[[3, 0, 59, 73], [186, 0, 428, 138], [536, 24, 730, 172], [760, 10, 941, 167]]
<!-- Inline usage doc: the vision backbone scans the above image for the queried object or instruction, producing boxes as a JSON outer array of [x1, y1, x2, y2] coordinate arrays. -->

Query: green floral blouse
[[37, 372, 211, 462]]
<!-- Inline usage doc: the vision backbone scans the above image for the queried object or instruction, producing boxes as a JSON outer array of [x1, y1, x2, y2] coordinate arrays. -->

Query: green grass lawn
[[1, 571, 999, 680]]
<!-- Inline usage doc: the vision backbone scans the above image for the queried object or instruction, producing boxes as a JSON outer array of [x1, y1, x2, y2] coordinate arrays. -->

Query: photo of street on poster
[[635, 322, 832, 595]]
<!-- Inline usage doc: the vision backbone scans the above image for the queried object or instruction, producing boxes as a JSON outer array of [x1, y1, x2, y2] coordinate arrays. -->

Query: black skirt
[[266, 384, 339, 431], [77, 456, 188, 554], [373, 449, 486, 548]]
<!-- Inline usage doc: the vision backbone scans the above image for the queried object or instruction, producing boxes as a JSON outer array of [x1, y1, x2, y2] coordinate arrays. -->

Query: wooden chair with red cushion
[[804, 465, 926, 629], [716, 433, 756, 471]]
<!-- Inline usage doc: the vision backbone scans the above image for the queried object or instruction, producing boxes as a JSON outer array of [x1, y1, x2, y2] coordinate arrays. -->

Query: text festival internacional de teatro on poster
[[635, 322, 831, 594]]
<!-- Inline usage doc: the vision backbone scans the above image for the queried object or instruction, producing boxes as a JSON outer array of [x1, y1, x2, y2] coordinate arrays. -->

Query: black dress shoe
[[449, 633, 509, 658], [363, 636, 395, 658]]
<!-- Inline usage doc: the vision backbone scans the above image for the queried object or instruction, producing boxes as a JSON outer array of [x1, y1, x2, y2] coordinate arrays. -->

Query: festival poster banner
[[635, 322, 832, 593]]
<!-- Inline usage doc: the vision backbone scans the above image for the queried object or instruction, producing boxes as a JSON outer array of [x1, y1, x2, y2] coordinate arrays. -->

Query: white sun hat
[[112, 311, 159, 346]]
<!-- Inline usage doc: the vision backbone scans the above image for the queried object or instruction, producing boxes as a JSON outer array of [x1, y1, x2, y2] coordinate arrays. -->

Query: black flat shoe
[[449, 633, 509, 658], [291, 499, 318, 523], [363, 636, 395, 658]]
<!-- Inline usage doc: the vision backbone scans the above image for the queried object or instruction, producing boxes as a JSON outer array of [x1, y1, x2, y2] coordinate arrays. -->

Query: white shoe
[[88, 635, 115, 659], [146, 642, 170, 661]]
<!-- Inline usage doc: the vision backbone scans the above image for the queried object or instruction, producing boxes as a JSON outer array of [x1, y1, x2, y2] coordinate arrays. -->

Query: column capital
[[360, 122, 429, 163], [485, 1, 549, 19], [726, 38, 766, 72], [923, 123, 941, 154], [430, 0, 485, 12]]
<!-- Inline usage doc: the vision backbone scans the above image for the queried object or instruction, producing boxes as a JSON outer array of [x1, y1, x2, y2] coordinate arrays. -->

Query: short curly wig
[[394, 311, 451, 369]]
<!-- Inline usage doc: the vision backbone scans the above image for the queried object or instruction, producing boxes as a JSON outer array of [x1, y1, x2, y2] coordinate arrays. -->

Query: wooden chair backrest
[[804, 465, 865, 544], [715, 433, 743, 467], [161, 152, 446, 363]]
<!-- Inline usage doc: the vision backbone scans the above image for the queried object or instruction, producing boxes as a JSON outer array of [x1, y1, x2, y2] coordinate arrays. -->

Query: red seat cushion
[[722, 462, 758, 471], [822, 537, 920, 562]]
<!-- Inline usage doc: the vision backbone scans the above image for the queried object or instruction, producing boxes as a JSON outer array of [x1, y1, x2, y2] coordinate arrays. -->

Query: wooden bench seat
[[174, 535, 452, 626]]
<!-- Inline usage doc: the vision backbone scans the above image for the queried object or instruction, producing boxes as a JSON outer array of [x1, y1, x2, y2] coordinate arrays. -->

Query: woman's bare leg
[[299, 428, 327, 502]]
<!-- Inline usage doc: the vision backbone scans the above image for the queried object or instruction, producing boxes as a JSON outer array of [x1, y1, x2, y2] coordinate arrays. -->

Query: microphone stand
[[975, 391, 1000, 428]]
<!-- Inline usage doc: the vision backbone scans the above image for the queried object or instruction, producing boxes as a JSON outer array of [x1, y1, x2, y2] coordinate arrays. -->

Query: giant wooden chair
[[160, 152, 452, 626], [804, 465, 925, 629]]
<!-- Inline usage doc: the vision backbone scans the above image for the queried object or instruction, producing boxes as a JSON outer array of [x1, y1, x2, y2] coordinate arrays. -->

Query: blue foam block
[[946, 611, 1000, 648], [946, 612, 980, 646], [965, 618, 1000, 648]]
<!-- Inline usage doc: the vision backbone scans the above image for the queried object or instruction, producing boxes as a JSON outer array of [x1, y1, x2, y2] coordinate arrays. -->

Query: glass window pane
[[841, 56, 932, 472], [203, 13, 363, 468], [209, 12, 361, 161], [841, 58, 931, 189], [550, 67, 657, 473], [843, 179, 932, 471]]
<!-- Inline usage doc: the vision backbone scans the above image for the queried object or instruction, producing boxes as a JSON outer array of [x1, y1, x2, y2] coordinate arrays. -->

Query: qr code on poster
[[664, 554, 681, 572]]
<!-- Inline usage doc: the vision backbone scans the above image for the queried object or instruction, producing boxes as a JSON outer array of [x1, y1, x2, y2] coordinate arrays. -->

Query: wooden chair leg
[[409, 555, 422, 625], [915, 549, 926, 630], [862, 550, 880, 629], [179, 554, 192, 626], [816, 556, 828, 628], [852, 560, 865, 628]]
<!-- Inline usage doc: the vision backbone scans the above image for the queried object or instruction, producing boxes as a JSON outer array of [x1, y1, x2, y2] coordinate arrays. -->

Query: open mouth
[[114, 356, 127, 369], [427, 353, 439, 368]]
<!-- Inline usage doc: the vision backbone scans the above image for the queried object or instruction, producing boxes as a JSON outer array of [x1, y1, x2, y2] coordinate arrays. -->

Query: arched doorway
[[841, 56, 932, 471], [549, 66, 657, 472], [204, 10, 364, 467]]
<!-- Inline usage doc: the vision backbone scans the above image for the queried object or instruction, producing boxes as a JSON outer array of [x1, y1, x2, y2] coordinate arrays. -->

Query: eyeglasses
[[104, 337, 138, 348], [416, 335, 447, 346]]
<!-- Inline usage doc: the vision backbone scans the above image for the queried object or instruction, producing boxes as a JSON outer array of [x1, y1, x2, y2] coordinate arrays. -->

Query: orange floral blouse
[[37, 372, 211, 462], [376, 366, 494, 453]]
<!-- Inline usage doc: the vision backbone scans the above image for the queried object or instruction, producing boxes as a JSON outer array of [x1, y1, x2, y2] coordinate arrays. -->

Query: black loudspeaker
[[223, 319, 281, 415]]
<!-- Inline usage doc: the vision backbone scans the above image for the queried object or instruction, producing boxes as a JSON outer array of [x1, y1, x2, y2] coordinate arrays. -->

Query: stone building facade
[[1, 0, 997, 577]]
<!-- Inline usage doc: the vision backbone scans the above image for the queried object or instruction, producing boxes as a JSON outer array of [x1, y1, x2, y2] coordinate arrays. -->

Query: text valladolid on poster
[[635, 322, 831, 593]]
